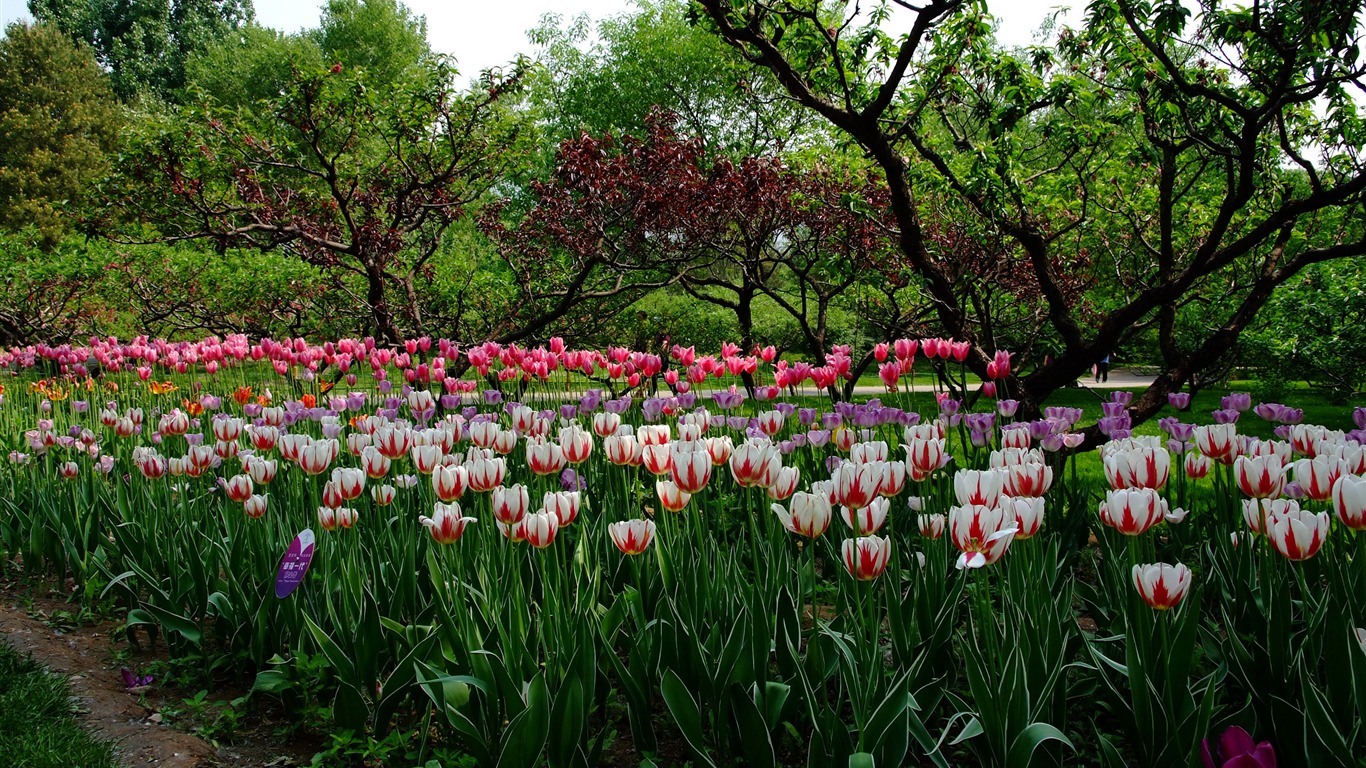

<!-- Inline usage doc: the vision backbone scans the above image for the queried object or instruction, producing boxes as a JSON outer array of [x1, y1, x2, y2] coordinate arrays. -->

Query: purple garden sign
[[275, 528, 315, 598]]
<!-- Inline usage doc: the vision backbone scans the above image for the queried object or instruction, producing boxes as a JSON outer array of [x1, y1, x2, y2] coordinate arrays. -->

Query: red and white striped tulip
[[609, 519, 656, 555], [1267, 506, 1330, 561], [766, 466, 800, 501], [834, 460, 882, 510], [730, 442, 778, 488], [953, 469, 1004, 508], [523, 511, 559, 548], [243, 494, 268, 519], [842, 536, 892, 580], [840, 497, 890, 536], [466, 455, 506, 492], [1132, 562, 1192, 610], [655, 480, 691, 512], [642, 443, 672, 476], [1100, 488, 1167, 536], [421, 502, 475, 544], [670, 443, 713, 493], [1000, 495, 1045, 539], [431, 464, 467, 502], [332, 467, 365, 500], [492, 484, 530, 525], [224, 474, 254, 503], [543, 491, 581, 526], [918, 512, 945, 539], [1332, 474, 1366, 531], [1184, 451, 1211, 479], [1235, 455, 1286, 499], [949, 504, 1018, 569], [371, 484, 396, 506], [772, 491, 832, 538]]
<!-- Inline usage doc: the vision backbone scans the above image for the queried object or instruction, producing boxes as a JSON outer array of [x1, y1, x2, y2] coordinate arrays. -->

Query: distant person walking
[[1095, 351, 1111, 383]]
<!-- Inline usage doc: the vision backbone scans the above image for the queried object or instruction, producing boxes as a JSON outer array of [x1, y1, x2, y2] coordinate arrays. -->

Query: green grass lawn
[[0, 642, 119, 768]]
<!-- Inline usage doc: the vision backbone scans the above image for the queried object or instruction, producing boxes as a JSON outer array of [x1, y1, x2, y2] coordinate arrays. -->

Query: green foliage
[[28, 0, 255, 102], [0, 22, 121, 248], [313, 0, 432, 89], [0, 642, 119, 768], [1241, 260, 1366, 402], [528, 0, 815, 157], [184, 24, 323, 109]]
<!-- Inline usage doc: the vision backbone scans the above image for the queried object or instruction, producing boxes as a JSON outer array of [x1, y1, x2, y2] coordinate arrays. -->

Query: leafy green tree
[[529, 0, 817, 157], [28, 0, 254, 101], [184, 0, 432, 110], [694, 0, 1366, 429], [313, 0, 431, 90], [1242, 259, 1366, 401], [0, 22, 121, 248]]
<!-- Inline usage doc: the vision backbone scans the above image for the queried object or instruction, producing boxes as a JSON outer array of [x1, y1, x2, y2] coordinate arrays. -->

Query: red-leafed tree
[[486, 110, 915, 381], [105, 58, 526, 344]]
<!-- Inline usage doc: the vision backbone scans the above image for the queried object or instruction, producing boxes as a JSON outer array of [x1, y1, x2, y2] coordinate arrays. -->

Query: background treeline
[[1, 0, 1364, 408]]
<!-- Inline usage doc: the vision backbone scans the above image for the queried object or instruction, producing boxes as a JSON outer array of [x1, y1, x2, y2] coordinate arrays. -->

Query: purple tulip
[[559, 404, 579, 420], [1212, 408, 1241, 424], [997, 399, 1020, 418], [821, 412, 843, 429], [1101, 402, 1128, 418], [797, 407, 818, 426], [676, 393, 696, 409], [560, 468, 586, 492], [120, 667, 154, 690], [1168, 392, 1191, 410], [1353, 406, 1365, 430], [1110, 391, 1133, 406], [1221, 392, 1252, 412], [1200, 726, 1275, 768], [579, 390, 603, 413], [605, 397, 632, 414], [482, 389, 503, 404]]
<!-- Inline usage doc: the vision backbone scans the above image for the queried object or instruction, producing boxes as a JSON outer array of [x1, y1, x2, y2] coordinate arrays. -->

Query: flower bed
[[2, 335, 1364, 767]]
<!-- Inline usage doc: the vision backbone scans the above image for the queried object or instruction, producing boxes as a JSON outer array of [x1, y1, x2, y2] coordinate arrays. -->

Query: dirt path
[[0, 583, 317, 768], [0, 592, 214, 767]]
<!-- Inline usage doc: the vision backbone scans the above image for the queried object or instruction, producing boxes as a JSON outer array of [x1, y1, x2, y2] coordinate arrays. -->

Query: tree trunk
[[366, 263, 402, 346]]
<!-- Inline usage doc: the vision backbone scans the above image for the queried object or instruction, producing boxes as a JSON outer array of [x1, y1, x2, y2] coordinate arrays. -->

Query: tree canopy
[[0, 21, 121, 248], [29, 0, 254, 102], [693, 0, 1366, 425]]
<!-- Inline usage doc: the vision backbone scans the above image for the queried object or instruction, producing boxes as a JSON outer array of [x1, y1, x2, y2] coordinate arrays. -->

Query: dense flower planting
[[2, 335, 1365, 767]]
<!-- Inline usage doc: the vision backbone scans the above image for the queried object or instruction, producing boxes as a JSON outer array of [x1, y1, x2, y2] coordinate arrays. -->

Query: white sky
[[1, 0, 1073, 77]]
